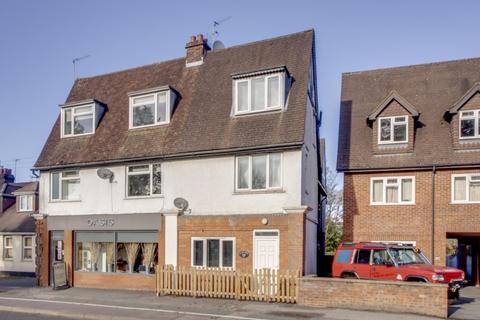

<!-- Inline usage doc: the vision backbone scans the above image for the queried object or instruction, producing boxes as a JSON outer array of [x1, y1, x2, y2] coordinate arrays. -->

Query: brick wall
[[344, 168, 480, 264], [35, 218, 49, 287], [177, 212, 305, 273], [298, 277, 448, 318], [74, 272, 156, 291]]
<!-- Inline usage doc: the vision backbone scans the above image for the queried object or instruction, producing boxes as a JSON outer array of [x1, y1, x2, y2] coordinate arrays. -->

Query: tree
[[325, 167, 343, 255]]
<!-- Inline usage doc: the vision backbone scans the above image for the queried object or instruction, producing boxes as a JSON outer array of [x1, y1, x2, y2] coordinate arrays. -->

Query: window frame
[[370, 176, 415, 205], [3, 236, 13, 260], [235, 153, 283, 192], [459, 110, 480, 140], [19, 194, 34, 212], [22, 236, 34, 261], [125, 163, 163, 198], [61, 103, 96, 138], [190, 237, 235, 269], [50, 170, 81, 202], [451, 173, 480, 204], [377, 116, 408, 144], [129, 90, 171, 129], [233, 72, 285, 115]]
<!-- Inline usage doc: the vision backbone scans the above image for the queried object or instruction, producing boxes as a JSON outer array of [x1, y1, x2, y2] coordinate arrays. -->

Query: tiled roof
[[0, 204, 35, 233], [338, 57, 480, 171], [12, 181, 38, 194], [35, 30, 314, 169]]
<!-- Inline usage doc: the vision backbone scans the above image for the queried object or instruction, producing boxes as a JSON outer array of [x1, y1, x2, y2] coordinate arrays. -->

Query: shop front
[[47, 213, 162, 291]]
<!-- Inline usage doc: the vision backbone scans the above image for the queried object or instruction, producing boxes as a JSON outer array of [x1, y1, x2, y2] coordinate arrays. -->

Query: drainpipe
[[431, 165, 436, 263]]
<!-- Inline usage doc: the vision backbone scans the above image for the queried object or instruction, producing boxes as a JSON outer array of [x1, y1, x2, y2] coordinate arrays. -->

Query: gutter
[[34, 142, 304, 171], [338, 162, 480, 173]]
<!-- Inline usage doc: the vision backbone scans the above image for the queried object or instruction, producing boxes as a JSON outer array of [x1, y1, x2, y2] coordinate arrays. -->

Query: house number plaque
[[239, 251, 249, 258]]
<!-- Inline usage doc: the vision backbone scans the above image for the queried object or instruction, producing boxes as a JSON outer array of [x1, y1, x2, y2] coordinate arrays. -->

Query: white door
[[253, 230, 279, 270]]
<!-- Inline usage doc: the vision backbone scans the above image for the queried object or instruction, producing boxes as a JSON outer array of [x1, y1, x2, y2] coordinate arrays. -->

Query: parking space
[[449, 287, 480, 319]]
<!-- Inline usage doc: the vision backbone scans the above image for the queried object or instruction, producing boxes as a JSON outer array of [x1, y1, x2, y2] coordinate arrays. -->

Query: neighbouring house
[[337, 58, 480, 286], [34, 30, 325, 290], [0, 167, 37, 277]]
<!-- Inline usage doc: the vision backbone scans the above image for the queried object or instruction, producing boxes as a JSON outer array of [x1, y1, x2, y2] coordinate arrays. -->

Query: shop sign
[[52, 261, 69, 290], [87, 218, 115, 228]]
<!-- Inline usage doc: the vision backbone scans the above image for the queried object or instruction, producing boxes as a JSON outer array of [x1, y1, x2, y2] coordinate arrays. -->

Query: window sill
[[233, 189, 285, 195], [234, 108, 283, 117], [129, 122, 170, 130], [124, 195, 164, 200], [450, 201, 480, 205], [49, 199, 81, 203]]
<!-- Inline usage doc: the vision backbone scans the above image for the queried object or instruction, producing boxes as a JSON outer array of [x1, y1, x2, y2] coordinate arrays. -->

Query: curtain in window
[[268, 154, 281, 188], [454, 177, 467, 201], [386, 186, 398, 203], [401, 179, 412, 202], [469, 182, 480, 202], [237, 158, 249, 189], [251, 78, 265, 110], [372, 180, 383, 202]]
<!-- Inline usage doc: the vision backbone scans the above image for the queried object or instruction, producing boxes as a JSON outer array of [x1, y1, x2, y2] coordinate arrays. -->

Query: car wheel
[[341, 273, 358, 279]]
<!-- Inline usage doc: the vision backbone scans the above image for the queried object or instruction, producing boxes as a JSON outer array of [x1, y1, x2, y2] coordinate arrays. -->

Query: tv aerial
[[72, 54, 91, 80], [210, 16, 231, 50]]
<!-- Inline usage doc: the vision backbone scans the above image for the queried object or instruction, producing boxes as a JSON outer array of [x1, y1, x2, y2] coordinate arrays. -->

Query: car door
[[352, 249, 372, 279], [370, 249, 397, 280]]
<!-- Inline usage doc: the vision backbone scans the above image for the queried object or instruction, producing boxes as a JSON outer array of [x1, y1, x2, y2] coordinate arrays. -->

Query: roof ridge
[[75, 29, 314, 81], [343, 56, 480, 76]]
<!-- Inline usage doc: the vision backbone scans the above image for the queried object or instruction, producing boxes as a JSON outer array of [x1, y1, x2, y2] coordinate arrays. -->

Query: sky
[[1, 0, 480, 182]]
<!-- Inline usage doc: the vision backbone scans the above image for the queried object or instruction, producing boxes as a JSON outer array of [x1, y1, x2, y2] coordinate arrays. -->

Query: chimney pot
[[185, 34, 210, 67], [190, 35, 196, 42]]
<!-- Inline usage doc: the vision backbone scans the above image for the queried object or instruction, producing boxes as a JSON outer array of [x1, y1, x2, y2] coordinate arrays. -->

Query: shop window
[[75, 231, 158, 274], [191, 237, 235, 268]]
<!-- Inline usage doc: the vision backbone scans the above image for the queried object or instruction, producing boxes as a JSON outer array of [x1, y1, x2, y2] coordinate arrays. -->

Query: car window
[[336, 250, 352, 264], [354, 249, 371, 264], [372, 249, 394, 265]]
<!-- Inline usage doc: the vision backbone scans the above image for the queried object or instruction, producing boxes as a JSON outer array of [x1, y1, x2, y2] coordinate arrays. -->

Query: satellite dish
[[97, 168, 114, 183], [212, 40, 225, 51], [174, 197, 189, 212]]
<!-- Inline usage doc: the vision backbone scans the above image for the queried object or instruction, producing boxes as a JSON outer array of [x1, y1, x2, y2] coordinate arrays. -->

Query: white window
[[51, 170, 80, 201], [129, 91, 171, 128], [126, 163, 162, 197], [371, 177, 415, 205], [3, 236, 13, 260], [61, 104, 95, 137], [234, 73, 284, 115], [459, 110, 480, 139], [22, 236, 33, 260], [452, 174, 480, 203], [236, 154, 282, 191], [19, 194, 34, 212], [378, 116, 408, 144], [191, 237, 235, 268]]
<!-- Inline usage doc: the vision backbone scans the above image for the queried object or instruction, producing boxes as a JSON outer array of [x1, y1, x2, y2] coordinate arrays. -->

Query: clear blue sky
[[1, 0, 479, 182]]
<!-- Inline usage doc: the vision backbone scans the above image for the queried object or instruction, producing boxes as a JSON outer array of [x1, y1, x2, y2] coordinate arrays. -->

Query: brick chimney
[[0, 167, 14, 185], [185, 34, 210, 67]]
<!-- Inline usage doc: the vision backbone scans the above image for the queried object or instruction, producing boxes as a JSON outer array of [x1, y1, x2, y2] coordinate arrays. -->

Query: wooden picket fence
[[156, 265, 300, 303]]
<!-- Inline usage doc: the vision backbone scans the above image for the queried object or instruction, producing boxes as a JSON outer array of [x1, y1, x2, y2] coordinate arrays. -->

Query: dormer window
[[459, 110, 480, 139], [378, 116, 408, 144], [128, 87, 176, 129], [60, 100, 105, 138], [232, 67, 288, 115], [19, 194, 34, 212]]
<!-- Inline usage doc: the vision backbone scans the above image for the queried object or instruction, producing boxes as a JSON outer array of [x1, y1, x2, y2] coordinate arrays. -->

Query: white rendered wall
[[39, 150, 302, 217], [0, 234, 36, 273], [164, 214, 178, 266]]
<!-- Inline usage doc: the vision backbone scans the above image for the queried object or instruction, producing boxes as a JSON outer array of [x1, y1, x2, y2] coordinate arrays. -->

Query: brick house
[[34, 30, 325, 290], [337, 58, 480, 286], [0, 168, 37, 276]]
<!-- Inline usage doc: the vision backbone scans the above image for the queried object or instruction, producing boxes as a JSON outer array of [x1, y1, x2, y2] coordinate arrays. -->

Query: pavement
[[449, 286, 480, 320], [0, 276, 468, 320]]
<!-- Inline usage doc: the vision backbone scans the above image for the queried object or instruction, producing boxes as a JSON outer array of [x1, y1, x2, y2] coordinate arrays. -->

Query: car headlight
[[461, 272, 465, 280], [432, 274, 444, 281]]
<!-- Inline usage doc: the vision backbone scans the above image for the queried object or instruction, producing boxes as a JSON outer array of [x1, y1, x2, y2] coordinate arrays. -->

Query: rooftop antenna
[[73, 54, 91, 80], [211, 16, 231, 44]]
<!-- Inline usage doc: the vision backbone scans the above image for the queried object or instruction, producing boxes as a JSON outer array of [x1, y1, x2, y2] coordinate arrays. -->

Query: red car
[[332, 242, 466, 297]]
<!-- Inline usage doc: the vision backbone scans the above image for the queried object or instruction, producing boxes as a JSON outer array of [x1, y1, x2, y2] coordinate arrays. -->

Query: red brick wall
[[177, 213, 305, 273], [35, 218, 49, 287], [74, 272, 155, 291], [298, 277, 448, 318], [344, 168, 480, 265]]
